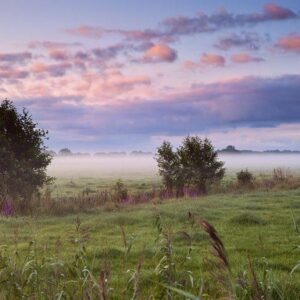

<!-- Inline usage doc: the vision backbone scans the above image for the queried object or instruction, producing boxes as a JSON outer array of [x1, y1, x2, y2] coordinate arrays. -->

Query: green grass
[[49, 176, 160, 197], [0, 188, 299, 298]]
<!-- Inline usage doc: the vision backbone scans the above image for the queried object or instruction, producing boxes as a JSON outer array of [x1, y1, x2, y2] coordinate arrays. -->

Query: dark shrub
[[112, 179, 128, 203], [236, 169, 253, 185]]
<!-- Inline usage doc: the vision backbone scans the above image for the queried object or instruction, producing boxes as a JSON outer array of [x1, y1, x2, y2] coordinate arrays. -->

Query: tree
[[178, 137, 225, 193], [58, 148, 72, 156], [155, 141, 184, 196], [156, 136, 225, 196], [0, 99, 52, 207], [221, 145, 240, 153]]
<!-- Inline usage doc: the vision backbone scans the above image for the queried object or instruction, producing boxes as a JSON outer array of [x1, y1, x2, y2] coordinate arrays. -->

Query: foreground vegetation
[[1, 100, 299, 298], [0, 188, 299, 299]]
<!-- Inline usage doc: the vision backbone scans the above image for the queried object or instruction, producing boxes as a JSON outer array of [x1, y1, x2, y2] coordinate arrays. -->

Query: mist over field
[[47, 154, 300, 178]]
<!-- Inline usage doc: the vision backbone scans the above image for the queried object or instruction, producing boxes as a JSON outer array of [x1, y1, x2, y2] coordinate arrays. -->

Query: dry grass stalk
[[200, 219, 233, 299]]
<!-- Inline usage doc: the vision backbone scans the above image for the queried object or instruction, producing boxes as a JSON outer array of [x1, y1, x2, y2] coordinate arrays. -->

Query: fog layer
[[47, 154, 300, 178]]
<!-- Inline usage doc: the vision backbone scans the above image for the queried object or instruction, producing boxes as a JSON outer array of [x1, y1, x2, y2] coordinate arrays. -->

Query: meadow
[[48, 154, 300, 197], [0, 189, 299, 298], [0, 154, 299, 298]]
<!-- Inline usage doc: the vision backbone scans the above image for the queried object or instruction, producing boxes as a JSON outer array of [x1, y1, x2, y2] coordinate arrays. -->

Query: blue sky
[[0, 1, 300, 151]]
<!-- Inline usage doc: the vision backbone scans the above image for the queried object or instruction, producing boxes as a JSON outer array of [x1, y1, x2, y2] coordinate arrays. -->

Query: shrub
[[112, 179, 128, 203], [236, 169, 254, 185], [273, 168, 289, 182]]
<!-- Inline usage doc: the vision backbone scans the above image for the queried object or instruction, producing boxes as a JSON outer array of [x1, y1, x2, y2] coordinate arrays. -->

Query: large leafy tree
[[155, 141, 184, 196], [178, 136, 225, 193], [156, 136, 225, 195], [0, 99, 52, 204]]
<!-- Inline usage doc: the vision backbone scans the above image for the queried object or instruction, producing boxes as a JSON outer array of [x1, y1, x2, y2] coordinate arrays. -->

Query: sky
[[0, 0, 300, 152]]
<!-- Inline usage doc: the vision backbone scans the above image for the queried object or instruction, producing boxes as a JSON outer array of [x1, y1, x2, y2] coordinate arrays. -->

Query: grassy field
[[50, 176, 160, 197], [0, 188, 299, 298], [47, 154, 300, 197]]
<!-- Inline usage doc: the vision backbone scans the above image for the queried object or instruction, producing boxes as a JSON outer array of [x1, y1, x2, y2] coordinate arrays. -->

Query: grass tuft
[[230, 213, 267, 225]]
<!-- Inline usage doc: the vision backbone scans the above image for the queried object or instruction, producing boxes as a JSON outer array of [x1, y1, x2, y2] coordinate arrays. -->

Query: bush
[[273, 168, 289, 182], [236, 169, 253, 185], [112, 179, 128, 203]]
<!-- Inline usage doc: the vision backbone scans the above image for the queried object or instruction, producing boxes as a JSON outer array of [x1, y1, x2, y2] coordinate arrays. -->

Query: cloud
[[15, 74, 300, 141], [65, 4, 298, 42], [114, 29, 163, 42], [31, 62, 72, 77], [276, 34, 300, 53], [142, 43, 177, 63], [231, 53, 264, 63], [49, 48, 70, 60], [185, 52, 263, 69], [200, 53, 225, 66], [28, 40, 81, 49], [82, 71, 152, 103], [65, 25, 104, 38], [0, 67, 29, 79], [183, 60, 199, 70], [92, 44, 127, 61], [214, 32, 265, 51], [0, 52, 32, 63], [159, 3, 297, 39], [263, 3, 296, 20]]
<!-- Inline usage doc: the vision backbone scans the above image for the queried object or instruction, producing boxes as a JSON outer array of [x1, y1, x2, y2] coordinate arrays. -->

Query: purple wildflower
[[1, 199, 14, 217]]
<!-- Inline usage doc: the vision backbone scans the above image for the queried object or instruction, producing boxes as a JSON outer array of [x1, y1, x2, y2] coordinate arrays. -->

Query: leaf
[[163, 284, 201, 300], [291, 262, 300, 274]]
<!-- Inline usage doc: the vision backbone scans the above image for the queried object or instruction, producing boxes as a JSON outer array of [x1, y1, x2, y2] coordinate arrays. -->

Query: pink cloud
[[263, 3, 296, 20], [143, 43, 177, 63], [276, 35, 300, 53], [31, 62, 72, 77], [90, 72, 151, 98], [49, 48, 69, 60], [0, 67, 29, 79], [28, 41, 81, 51], [231, 53, 264, 64], [183, 60, 198, 70], [65, 25, 104, 38], [200, 53, 225, 66]]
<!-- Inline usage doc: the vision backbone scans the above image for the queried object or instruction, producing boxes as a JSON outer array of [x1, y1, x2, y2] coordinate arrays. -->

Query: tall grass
[[0, 213, 298, 299], [4, 170, 297, 217]]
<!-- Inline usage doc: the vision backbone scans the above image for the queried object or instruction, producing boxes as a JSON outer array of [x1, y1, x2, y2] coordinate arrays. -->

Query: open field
[[0, 188, 299, 298]]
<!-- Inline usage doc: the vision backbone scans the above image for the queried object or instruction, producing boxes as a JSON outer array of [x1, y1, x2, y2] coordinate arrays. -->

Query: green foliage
[[156, 136, 225, 195], [155, 141, 184, 196], [237, 169, 254, 185], [0, 99, 52, 207], [112, 179, 128, 203], [178, 136, 225, 193], [0, 189, 299, 298], [58, 148, 72, 156]]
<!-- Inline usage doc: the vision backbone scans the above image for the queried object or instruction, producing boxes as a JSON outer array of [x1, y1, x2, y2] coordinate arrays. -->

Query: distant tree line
[[48, 149, 153, 157]]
